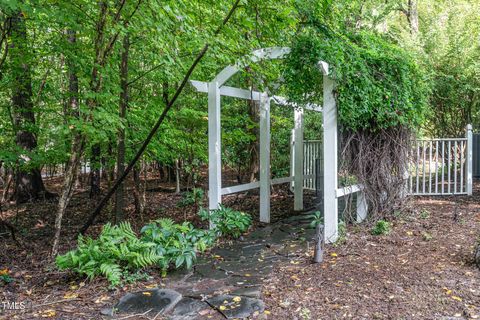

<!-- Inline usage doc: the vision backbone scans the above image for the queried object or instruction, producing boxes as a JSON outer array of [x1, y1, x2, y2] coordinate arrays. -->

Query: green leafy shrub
[[177, 188, 204, 208], [285, 28, 429, 132], [371, 220, 391, 235], [199, 205, 252, 238], [56, 222, 161, 286], [140, 218, 216, 274]]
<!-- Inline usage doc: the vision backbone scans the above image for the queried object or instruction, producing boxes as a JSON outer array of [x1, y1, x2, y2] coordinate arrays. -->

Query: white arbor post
[[466, 124, 473, 196], [293, 108, 304, 211], [259, 92, 271, 222], [290, 128, 295, 192], [208, 81, 222, 221], [356, 191, 368, 223], [322, 72, 338, 243]]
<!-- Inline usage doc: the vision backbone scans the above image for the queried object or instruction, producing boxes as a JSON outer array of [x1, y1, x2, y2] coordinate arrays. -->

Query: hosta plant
[[140, 218, 217, 275], [199, 205, 252, 238]]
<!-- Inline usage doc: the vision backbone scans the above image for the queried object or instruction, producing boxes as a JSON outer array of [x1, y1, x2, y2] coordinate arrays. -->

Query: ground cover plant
[[56, 207, 252, 285]]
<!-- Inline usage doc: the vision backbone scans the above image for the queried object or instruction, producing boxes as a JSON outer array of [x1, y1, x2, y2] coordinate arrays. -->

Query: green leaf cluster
[[371, 220, 391, 235], [56, 222, 161, 286], [56, 216, 224, 286], [140, 218, 216, 273], [199, 205, 252, 238], [284, 27, 429, 132], [177, 188, 205, 208]]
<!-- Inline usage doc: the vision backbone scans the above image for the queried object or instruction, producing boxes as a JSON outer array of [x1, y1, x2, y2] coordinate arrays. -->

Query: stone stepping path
[[103, 214, 316, 319]]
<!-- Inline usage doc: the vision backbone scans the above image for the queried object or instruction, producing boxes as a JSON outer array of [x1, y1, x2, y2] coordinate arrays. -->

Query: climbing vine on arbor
[[284, 28, 429, 132], [284, 25, 430, 218]]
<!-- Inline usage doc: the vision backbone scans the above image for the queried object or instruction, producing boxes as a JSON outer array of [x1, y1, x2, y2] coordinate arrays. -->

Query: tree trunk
[[175, 159, 181, 194], [132, 164, 145, 217], [51, 29, 84, 257], [114, 34, 129, 223], [9, 9, 52, 203], [89, 145, 101, 198], [407, 0, 419, 35]]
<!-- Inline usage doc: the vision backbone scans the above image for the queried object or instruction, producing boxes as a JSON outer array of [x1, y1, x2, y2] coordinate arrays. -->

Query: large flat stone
[[207, 294, 264, 319], [230, 286, 262, 299], [169, 298, 212, 320], [114, 289, 182, 315]]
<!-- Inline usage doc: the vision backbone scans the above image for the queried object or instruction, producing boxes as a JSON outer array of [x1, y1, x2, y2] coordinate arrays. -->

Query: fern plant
[[56, 222, 161, 286]]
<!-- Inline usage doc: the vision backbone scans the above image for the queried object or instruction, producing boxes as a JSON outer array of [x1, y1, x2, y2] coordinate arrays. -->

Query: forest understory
[[1, 173, 479, 319]]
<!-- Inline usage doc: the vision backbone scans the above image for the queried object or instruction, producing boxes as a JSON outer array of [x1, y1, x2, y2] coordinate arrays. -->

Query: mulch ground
[[0, 174, 479, 319], [264, 187, 480, 320]]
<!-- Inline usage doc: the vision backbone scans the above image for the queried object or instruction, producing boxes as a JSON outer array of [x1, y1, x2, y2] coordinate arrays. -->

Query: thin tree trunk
[[89, 145, 101, 198], [51, 29, 83, 257], [175, 159, 181, 194], [2, 171, 12, 202], [406, 0, 419, 35], [114, 34, 129, 223], [9, 9, 52, 203], [132, 164, 145, 217]]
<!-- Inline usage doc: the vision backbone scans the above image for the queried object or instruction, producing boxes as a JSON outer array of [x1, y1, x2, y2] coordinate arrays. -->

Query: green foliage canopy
[[284, 28, 429, 132]]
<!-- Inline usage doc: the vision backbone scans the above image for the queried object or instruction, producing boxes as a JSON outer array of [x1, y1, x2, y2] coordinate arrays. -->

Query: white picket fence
[[408, 125, 473, 196], [297, 125, 473, 198], [290, 138, 322, 191]]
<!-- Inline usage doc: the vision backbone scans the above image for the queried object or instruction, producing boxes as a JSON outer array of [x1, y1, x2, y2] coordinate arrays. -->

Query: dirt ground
[[1, 175, 479, 319]]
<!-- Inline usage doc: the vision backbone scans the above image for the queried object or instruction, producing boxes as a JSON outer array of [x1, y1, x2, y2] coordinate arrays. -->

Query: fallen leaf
[[264, 310, 271, 315], [41, 310, 56, 318], [331, 253, 338, 257], [452, 296, 462, 301], [94, 296, 110, 304], [63, 292, 78, 299], [142, 292, 152, 296], [232, 296, 241, 302], [219, 305, 227, 311]]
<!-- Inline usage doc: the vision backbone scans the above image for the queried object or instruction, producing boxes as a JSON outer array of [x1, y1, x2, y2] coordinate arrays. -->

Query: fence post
[[294, 108, 304, 211], [290, 129, 295, 192], [208, 81, 222, 227], [259, 92, 271, 223], [322, 67, 338, 244], [466, 124, 473, 195]]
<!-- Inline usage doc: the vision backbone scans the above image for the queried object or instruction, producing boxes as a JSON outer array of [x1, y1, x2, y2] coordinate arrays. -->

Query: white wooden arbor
[[190, 47, 367, 243]]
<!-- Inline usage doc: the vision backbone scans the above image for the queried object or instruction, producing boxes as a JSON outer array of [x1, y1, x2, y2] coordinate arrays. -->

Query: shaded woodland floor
[[264, 186, 480, 319], [0, 176, 479, 319]]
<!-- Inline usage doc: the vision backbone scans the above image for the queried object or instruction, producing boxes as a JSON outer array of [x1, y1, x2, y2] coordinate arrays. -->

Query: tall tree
[[114, 33, 129, 222], [8, 8, 52, 203], [52, 29, 84, 256]]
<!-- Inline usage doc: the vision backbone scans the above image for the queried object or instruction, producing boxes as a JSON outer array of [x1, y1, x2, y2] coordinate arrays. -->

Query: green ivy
[[284, 27, 429, 132]]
